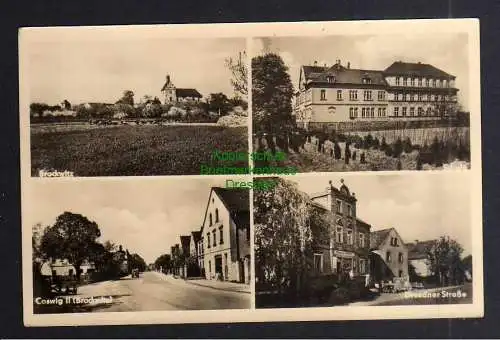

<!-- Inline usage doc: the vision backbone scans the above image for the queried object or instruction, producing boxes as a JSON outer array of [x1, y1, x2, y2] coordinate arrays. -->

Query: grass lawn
[[31, 125, 248, 176]]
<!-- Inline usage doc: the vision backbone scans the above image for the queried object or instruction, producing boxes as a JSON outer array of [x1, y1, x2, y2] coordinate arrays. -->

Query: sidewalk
[[185, 278, 251, 294]]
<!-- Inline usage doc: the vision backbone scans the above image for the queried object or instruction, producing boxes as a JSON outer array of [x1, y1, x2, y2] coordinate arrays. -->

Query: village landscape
[[29, 38, 249, 177]]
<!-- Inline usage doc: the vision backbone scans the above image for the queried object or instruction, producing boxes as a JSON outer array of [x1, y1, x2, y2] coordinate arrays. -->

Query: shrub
[[392, 137, 403, 158], [402, 137, 413, 154]]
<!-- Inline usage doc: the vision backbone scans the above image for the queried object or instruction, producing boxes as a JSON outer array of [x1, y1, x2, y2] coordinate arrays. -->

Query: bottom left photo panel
[[27, 176, 252, 314]]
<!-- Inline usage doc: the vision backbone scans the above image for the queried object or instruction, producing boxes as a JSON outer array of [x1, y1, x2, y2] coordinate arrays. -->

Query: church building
[[161, 74, 203, 104]]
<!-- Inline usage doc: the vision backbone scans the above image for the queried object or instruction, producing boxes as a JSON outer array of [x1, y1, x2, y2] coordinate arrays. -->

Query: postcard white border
[[20, 18, 483, 326]]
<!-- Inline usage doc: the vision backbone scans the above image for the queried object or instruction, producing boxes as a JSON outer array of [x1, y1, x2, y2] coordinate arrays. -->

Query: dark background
[[1, 0, 499, 338]]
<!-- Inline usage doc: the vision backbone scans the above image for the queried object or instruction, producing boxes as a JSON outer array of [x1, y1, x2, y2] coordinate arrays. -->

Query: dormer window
[[327, 76, 335, 83], [362, 77, 372, 84]]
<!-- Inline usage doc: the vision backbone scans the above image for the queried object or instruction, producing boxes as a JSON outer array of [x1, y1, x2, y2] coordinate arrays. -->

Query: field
[[31, 124, 248, 176]]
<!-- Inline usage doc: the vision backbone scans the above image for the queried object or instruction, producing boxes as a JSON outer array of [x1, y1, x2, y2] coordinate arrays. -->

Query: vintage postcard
[[20, 19, 482, 326]]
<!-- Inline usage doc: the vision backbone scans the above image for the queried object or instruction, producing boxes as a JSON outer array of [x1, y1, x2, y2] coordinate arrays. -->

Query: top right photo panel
[[251, 30, 472, 172]]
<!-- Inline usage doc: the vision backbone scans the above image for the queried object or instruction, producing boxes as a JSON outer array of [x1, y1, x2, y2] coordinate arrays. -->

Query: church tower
[[161, 74, 177, 103]]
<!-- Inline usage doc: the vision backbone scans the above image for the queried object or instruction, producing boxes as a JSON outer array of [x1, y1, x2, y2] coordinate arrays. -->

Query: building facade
[[310, 179, 371, 277], [369, 228, 409, 282], [406, 239, 437, 278], [201, 187, 250, 283], [161, 74, 203, 104], [294, 60, 459, 128]]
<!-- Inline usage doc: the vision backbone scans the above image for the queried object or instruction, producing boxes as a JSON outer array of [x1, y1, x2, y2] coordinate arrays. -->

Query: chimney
[[313, 60, 318, 66], [347, 62, 351, 69]]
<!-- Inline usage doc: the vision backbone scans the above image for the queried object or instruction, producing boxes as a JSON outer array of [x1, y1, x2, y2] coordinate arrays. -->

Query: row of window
[[393, 93, 453, 102], [348, 107, 387, 119], [394, 77, 452, 88], [321, 90, 386, 102], [393, 106, 437, 117], [206, 226, 224, 248], [312, 254, 368, 275], [333, 228, 367, 247], [208, 209, 220, 226]]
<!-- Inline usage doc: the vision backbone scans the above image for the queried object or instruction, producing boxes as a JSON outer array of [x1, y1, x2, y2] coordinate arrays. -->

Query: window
[[425, 79, 430, 87], [418, 107, 424, 116], [215, 209, 219, 222], [386, 251, 392, 262], [349, 90, 358, 101], [207, 233, 211, 248], [382, 108, 386, 117], [219, 226, 223, 245], [359, 259, 366, 274], [370, 107, 375, 118], [209, 213, 213, 226], [395, 77, 401, 86], [327, 76, 335, 83], [426, 107, 432, 116], [437, 79, 441, 87], [398, 253, 404, 263], [410, 107, 415, 116], [347, 229, 353, 245], [349, 107, 358, 119], [363, 90, 372, 101], [435, 95, 439, 102], [208, 260, 211, 274], [394, 107, 399, 116], [402, 107, 407, 116], [320, 89, 326, 101], [430, 94, 435, 101], [431, 79, 435, 87], [378, 91, 385, 101], [378, 108, 381, 117], [362, 77, 372, 84], [444, 79, 448, 87], [313, 254, 324, 273], [336, 200, 342, 213], [418, 78, 422, 87], [403, 93, 408, 101], [336, 226, 343, 243], [390, 237, 399, 246], [403, 78, 408, 86], [359, 233, 366, 247], [418, 93, 423, 101], [399, 270, 403, 277], [212, 230, 217, 247], [410, 78, 415, 87], [361, 108, 366, 118], [337, 90, 342, 100]]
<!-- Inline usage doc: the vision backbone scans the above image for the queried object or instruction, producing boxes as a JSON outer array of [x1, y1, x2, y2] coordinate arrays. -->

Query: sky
[[26, 34, 245, 105], [254, 34, 470, 111], [28, 177, 234, 264], [288, 172, 472, 256]]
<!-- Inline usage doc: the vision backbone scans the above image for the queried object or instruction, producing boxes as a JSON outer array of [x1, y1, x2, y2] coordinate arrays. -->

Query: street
[[34, 271, 251, 313]]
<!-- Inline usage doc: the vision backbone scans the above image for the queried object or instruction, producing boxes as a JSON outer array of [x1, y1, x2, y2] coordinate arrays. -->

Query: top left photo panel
[[19, 27, 249, 178]]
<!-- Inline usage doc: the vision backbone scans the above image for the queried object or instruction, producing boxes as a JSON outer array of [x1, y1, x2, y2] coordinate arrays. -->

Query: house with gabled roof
[[369, 227, 409, 283], [200, 187, 250, 283]]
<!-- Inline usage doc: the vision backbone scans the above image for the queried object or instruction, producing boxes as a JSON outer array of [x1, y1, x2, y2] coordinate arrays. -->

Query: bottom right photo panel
[[254, 172, 474, 309]]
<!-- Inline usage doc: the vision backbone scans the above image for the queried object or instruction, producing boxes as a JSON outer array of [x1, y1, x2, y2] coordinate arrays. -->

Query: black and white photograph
[[22, 29, 249, 177], [254, 174, 473, 309], [29, 177, 251, 314], [252, 33, 471, 172]]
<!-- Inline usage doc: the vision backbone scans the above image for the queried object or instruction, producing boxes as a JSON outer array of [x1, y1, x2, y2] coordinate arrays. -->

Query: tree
[[392, 137, 403, 158], [427, 236, 464, 286], [30, 102, 50, 117], [128, 253, 147, 272], [61, 99, 71, 110], [254, 177, 330, 297], [32, 223, 44, 262], [345, 142, 351, 165], [208, 92, 232, 115], [225, 51, 248, 97], [40, 212, 101, 279], [252, 53, 295, 134], [117, 90, 135, 106]]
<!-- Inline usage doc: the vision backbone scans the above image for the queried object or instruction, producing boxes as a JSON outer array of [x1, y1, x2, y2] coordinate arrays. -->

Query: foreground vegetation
[[31, 125, 248, 176]]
